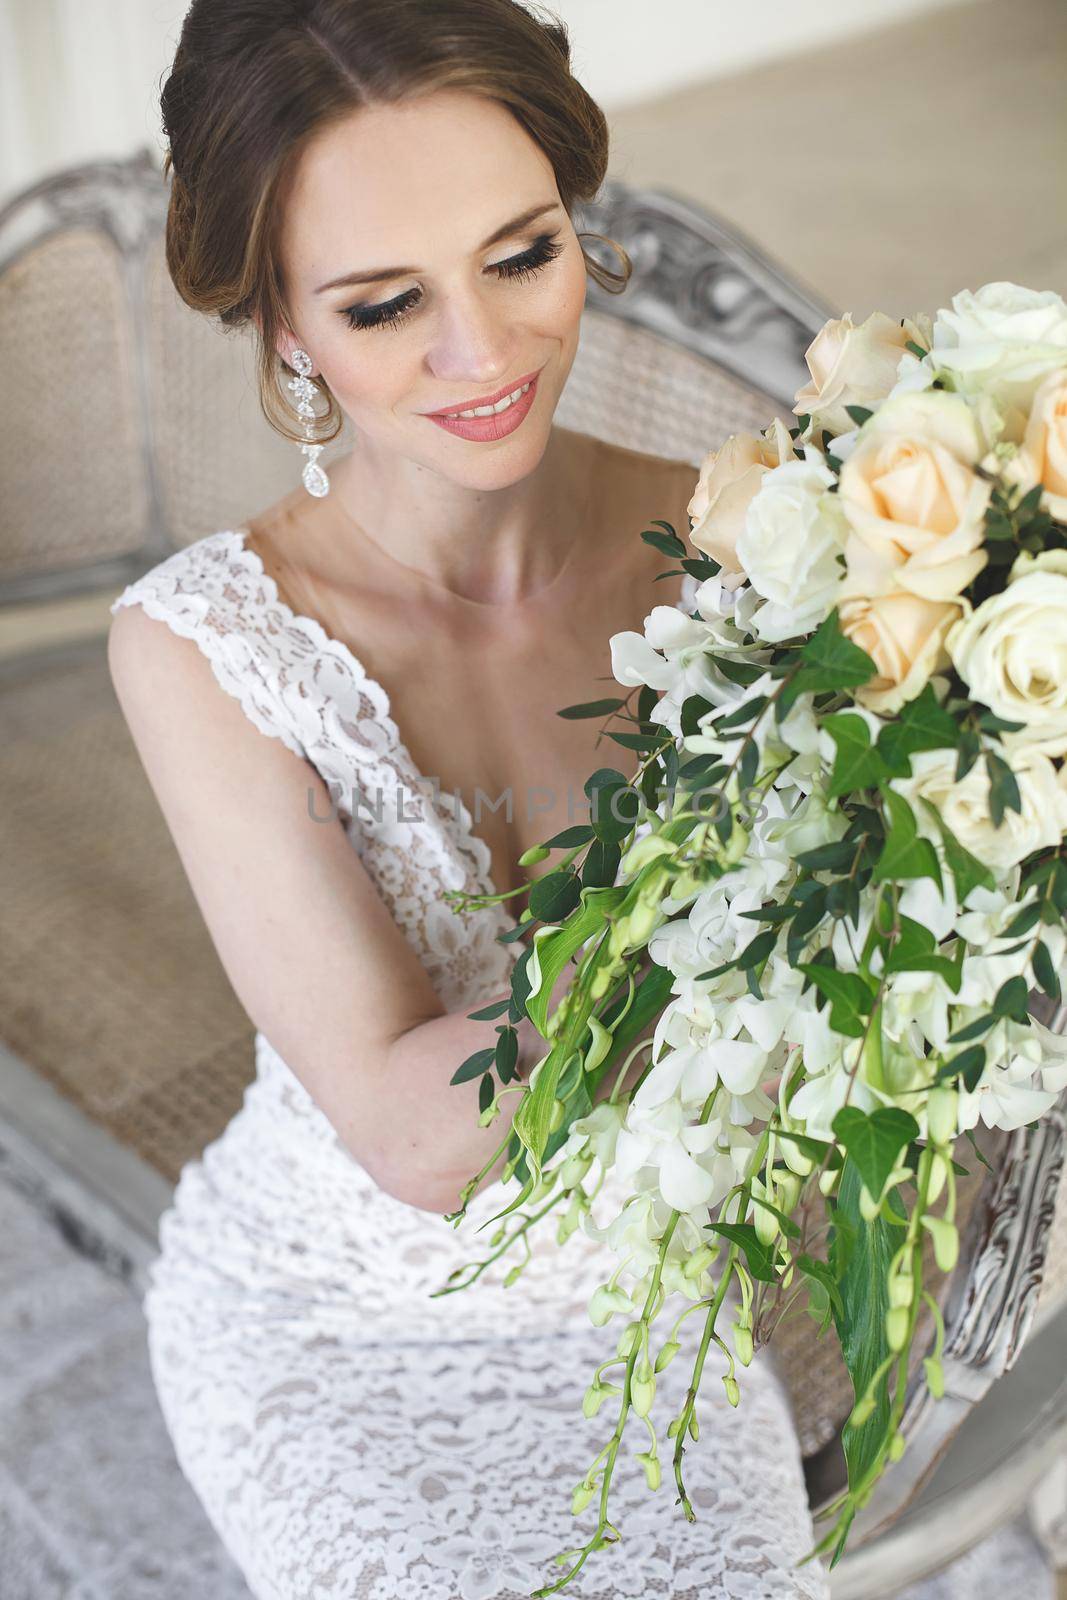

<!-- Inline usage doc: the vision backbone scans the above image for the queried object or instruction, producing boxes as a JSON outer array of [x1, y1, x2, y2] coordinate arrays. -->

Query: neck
[[321, 425, 598, 608]]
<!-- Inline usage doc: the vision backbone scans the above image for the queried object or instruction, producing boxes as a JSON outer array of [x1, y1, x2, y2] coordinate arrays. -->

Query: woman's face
[[274, 88, 589, 489]]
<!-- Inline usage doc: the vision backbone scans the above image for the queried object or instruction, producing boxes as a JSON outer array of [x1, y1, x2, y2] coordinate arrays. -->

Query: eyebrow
[[313, 202, 563, 293]]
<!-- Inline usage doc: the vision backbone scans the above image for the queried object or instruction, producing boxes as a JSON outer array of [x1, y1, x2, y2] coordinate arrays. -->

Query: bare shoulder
[[595, 436, 698, 545]]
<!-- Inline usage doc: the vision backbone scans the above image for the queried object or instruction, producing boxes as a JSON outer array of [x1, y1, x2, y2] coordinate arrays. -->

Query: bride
[[108, 1, 830, 1594]]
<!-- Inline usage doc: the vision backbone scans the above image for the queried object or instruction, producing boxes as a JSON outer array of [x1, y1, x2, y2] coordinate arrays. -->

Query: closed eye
[[338, 232, 565, 333]]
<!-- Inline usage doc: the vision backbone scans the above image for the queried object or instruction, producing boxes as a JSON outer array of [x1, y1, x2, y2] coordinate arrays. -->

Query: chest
[[325, 562, 673, 904]]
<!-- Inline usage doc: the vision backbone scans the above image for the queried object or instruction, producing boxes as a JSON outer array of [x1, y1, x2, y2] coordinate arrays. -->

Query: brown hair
[[160, 0, 630, 446]]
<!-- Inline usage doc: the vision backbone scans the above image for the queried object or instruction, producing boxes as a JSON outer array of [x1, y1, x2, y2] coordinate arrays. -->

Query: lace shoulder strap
[[110, 530, 311, 759]]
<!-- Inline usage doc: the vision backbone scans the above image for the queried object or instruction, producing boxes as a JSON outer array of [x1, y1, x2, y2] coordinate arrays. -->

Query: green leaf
[[606, 729, 666, 752], [905, 340, 928, 359], [478, 1072, 494, 1113], [523, 885, 628, 1036], [917, 799, 995, 903], [705, 1220, 779, 1283], [466, 996, 512, 1022], [876, 684, 960, 771], [450, 1047, 497, 1086], [641, 526, 688, 558], [715, 694, 769, 732], [1034, 940, 1062, 1002], [935, 1043, 986, 1090], [829, 1160, 895, 1499], [557, 697, 625, 720], [581, 836, 622, 890], [986, 749, 1023, 828], [832, 1106, 920, 1201], [543, 823, 596, 849], [778, 608, 878, 715], [586, 769, 642, 844], [824, 712, 887, 797], [992, 973, 1031, 1024], [528, 868, 581, 922], [495, 1025, 519, 1083], [797, 962, 877, 1038], [844, 404, 874, 427], [873, 788, 943, 890], [796, 1253, 845, 1320]]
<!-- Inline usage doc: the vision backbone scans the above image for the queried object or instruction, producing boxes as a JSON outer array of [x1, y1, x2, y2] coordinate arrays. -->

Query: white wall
[[0, 0, 981, 206]]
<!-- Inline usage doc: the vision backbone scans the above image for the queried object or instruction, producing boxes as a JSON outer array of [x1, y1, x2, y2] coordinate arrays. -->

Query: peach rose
[[687, 417, 795, 575], [1003, 366, 1067, 520], [793, 311, 932, 439], [839, 590, 965, 714], [837, 391, 992, 604]]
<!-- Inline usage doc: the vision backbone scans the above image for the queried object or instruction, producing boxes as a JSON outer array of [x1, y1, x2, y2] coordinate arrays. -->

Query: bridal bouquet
[[439, 280, 1067, 1594]]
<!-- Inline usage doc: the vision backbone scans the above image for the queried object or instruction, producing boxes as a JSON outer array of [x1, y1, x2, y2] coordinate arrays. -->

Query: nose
[[426, 281, 521, 390]]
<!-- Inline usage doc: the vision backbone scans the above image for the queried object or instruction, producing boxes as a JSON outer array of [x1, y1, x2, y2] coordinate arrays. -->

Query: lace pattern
[[111, 533, 829, 1598]]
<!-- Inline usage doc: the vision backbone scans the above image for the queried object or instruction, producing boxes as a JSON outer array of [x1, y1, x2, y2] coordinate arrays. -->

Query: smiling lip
[[424, 369, 542, 442], [423, 367, 543, 417]]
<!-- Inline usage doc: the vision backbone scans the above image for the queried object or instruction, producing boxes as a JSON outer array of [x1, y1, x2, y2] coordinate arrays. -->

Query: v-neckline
[[228, 523, 690, 942]]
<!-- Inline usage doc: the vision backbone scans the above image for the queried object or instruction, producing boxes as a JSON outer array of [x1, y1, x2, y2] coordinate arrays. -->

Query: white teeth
[[444, 381, 531, 420]]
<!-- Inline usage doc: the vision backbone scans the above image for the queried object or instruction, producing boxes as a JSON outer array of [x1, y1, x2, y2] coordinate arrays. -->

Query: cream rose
[[837, 390, 991, 603], [930, 282, 1067, 442], [946, 549, 1067, 756], [793, 311, 932, 439], [839, 591, 962, 714], [687, 418, 795, 576], [892, 745, 1067, 878], [1002, 367, 1067, 520]]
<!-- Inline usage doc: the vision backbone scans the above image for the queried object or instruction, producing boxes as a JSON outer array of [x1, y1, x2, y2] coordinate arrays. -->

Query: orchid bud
[[548, 1096, 565, 1134], [886, 1305, 910, 1351], [616, 1321, 641, 1359], [921, 1214, 959, 1274], [630, 1360, 656, 1417], [519, 843, 551, 866], [732, 1322, 754, 1366], [683, 1244, 717, 1282], [850, 1394, 876, 1428], [923, 1355, 945, 1400], [571, 1479, 595, 1515], [819, 1166, 840, 1197], [723, 1376, 740, 1407], [926, 1086, 958, 1146], [888, 1432, 906, 1462], [635, 1449, 662, 1491], [654, 1338, 681, 1373], [926, 1150, 948, 1206], [582, 1380, 607, 1419], [589, 1283, 632, 1327], [888, 1270, 915, 1310]]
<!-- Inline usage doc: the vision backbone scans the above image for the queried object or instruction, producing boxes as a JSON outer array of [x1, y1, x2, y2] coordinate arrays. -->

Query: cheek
[[537, 245, 587, 342]]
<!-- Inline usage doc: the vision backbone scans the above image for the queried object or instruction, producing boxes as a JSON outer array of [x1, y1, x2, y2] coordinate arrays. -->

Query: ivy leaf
[[797, 962, 877, 1038], [832, 1106, 920, 1201], [778, 608, 878, 715], [873, 787, 943, 890], [876, 684, 960, 772], [917, 799, 995, 903], [824, 712, 887, 797]]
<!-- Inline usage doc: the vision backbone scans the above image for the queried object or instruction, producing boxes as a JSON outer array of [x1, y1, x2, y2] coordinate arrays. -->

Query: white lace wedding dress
[[111, 527, 831, 1600]]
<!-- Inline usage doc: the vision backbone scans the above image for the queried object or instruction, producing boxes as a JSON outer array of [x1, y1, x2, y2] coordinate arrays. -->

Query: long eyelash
[[339, 232, 565, 333]]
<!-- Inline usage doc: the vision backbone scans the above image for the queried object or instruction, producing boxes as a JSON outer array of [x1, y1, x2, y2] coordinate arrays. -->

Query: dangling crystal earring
[[286, 349, 330, 497]]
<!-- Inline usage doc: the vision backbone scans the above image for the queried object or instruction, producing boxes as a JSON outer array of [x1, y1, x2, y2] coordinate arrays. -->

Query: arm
[[107, 602, 546, 1214]]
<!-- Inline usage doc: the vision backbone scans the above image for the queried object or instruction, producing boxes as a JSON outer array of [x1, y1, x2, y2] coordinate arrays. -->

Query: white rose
[[930, 282, 1067, 442], [735, 456, 846, 642], [892, 746, 1067, 878], [946, 549, 1067, 757]]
